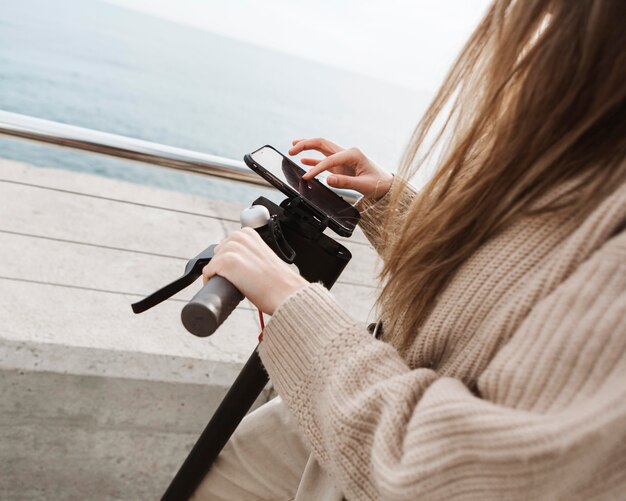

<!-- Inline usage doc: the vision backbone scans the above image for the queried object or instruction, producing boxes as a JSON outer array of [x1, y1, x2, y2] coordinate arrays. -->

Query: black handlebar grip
[[181, 276, 244, 337]]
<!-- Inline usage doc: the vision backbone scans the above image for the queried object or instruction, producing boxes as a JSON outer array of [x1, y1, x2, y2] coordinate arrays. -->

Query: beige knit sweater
[[258, 177, 626, 501]]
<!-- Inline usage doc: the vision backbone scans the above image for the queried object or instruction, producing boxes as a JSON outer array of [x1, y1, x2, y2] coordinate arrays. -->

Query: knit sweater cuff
[[355, 175, 417, 254], [259, 282, 361, 397], [355, 175, 396, 241]]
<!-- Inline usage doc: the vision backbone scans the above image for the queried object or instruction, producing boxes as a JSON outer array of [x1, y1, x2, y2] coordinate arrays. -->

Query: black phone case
[[243, 146, 359, 237]]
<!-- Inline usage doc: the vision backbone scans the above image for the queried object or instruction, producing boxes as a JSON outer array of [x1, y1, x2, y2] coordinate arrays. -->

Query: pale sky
[[104, 0, 491, 92]]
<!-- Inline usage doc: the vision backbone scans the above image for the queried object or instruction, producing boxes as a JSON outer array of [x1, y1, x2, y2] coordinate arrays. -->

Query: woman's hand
[[201, 228, 309, 315], [289, 138, 393, 200]]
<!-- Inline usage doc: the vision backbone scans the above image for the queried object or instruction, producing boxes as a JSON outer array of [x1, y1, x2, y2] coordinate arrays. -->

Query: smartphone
[[244, 145, 360, 237]]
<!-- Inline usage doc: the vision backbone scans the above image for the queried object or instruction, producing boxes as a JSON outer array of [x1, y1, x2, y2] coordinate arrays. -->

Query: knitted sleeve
[[259, 230, 626, 500], [356, 176, 417, 257]]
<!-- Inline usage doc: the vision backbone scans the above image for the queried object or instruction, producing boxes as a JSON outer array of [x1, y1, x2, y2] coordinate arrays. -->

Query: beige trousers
[[191, 397, 344, 501]]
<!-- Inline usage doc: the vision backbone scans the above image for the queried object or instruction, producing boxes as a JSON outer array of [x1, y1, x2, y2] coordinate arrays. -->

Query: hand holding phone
[[289, 138, 393, 201], [244, 145, 361, 237]]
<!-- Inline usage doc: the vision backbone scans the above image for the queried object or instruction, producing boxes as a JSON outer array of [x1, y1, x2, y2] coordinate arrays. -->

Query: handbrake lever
[[131, 245, 216, 314]]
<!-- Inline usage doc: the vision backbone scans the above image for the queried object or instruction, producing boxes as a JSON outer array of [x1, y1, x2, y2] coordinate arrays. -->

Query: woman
[[194, 0, 626, 499]]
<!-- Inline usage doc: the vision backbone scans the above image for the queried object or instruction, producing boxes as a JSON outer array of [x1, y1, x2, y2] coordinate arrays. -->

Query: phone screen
[[248, 146, 359, 235]]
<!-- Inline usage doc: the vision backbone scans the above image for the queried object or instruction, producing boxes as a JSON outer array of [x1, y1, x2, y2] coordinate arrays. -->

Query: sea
[[0, 0, 429, 203]]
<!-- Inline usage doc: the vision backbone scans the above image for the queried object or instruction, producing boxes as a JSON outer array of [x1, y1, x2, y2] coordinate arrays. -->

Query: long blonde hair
[[379, 0, 626, 351]]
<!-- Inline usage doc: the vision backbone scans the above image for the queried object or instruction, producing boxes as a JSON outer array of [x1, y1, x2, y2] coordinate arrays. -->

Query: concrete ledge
[[1, 368, 266, 501]]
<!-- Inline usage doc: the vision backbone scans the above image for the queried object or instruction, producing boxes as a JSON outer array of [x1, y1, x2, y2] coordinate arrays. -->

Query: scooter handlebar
[[181, 276, 243, 337]]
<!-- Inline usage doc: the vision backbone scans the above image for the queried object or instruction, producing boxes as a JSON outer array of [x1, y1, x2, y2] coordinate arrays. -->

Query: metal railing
[[0, 110, 359, 201]]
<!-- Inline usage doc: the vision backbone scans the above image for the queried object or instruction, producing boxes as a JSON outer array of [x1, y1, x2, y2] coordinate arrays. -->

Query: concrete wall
[[0, 159, 381, 500]]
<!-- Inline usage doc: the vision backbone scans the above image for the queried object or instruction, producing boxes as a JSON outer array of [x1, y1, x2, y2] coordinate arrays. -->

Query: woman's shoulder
[[597, 220, 626, 262], [573, 177, 626, 261]]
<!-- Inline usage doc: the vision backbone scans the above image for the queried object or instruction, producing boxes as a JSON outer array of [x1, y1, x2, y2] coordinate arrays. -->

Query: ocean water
[[0, 0, 428, 203]]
